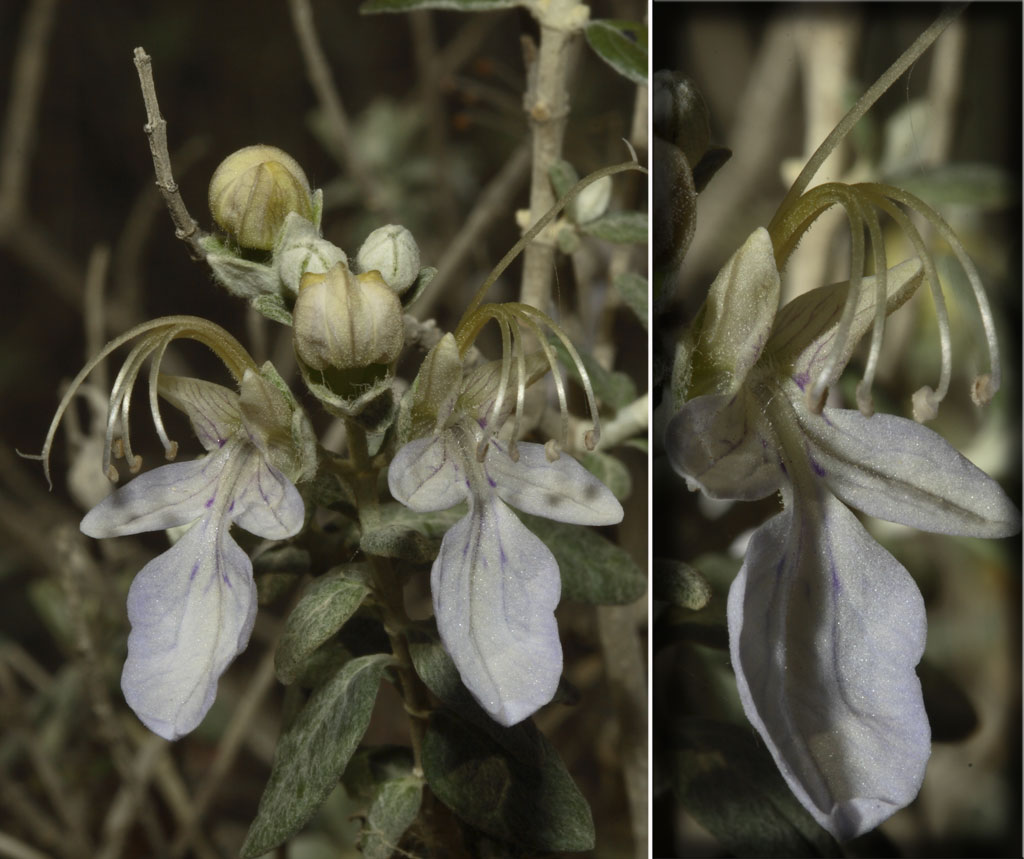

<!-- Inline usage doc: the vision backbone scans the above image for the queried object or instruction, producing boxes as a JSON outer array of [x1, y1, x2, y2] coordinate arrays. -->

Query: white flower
[[667, 228, 1020, 839], [389, 417, 622, 726], [81, 372, 306, 740]]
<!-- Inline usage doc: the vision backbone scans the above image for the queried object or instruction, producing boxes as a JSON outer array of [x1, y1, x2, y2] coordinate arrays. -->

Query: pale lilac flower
[[667, 228, 1020, 839], [389, 418, 622, 726], [81, 372, 305, 740]]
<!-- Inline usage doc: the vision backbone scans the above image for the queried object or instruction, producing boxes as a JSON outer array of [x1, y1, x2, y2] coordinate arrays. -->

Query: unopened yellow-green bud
[[293, 262, 404, 370], [355, 225, 420, 295], [209, 145, 314, 251]]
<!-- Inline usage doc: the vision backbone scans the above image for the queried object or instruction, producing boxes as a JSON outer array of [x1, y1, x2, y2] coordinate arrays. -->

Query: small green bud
[[209, 145, 314, 251], [355, 225, 420, 295], [293, 262, 404, 371]]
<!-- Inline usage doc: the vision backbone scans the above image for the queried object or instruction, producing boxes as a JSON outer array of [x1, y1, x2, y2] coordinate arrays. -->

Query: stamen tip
[[912, 386, 940, 423], [508, 440, 520, 463], [165, 440, 179, 461], [129, 455, 143, 474], [806, 385, 828, 415], [105, 464, 120, 483], [971, 374, 996, 407], [584, 428, 598, 451], [544, 439, 560, 462], [855, 380, 875, 418]]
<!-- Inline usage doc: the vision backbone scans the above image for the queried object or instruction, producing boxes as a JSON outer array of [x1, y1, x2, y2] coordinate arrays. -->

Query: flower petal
[[796, 403, 1021, 538], [388, 434, 467, 512], [121, 513, 257, 740], [728, 487, 930, 841], [158, 375, 242, 451], [229, 447, 305, 540], [432, 497, 562, 726], [80, 446, 232, 538], [485, 441, 623, 525], [665, 391, 782, 501]]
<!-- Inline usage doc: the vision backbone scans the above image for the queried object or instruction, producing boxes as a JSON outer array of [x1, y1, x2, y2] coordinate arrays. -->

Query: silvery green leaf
[[206, 252, 279, 299], [613, 271, 648, 330], [549, 338, 636, 409], [548, 159, 579, 201], [342, 745, 415, 802], [579, 451, 632, 501], [359, 502, 466, 562], [422, 709, 595, 851], [240, 653, 392, 857], [518, 512, 645, 605], [361, 0, 522, 11], [672, 718, 842, 858], [251, 293, 294, 326], [584, 19, 647, 85], [557, 224, 581, 255], [359, 775, 424, 859], [579, 210, 647, 244], [275, 566, 372, 684]]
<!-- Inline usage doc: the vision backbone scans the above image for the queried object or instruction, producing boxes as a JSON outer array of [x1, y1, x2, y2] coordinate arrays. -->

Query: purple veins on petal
[[793, 371, 810, 391], [205, 496, 215, 508], [810, 457, 826, 477]]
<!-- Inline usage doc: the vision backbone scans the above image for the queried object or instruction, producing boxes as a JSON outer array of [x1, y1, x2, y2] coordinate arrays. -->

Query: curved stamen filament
[[861, 187, 952, 420], [147, 331, 179, 460], [514, 310, 571, 453], [476, 310, 514, 461], [855, 197, 888, 417], [513, 303, 601, 450], [508, 319, 527, 462], [26, 315, 258, 489], [865, 183, 1001, 407]]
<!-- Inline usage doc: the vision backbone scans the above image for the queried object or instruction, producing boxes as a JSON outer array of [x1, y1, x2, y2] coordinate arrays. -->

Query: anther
[[971, 374, 995, 407], [545, 439, 560, 462], [912, 386, 940, 423], [584, 428, 598, 451]]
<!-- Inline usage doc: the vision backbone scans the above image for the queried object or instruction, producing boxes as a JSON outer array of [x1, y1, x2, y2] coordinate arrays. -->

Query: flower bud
[[570, 175, 612, 224], [355, 225, 420, 295], [276, 216, 348, 296], [209, 145, 314, 251], [293, 262, 404, 370]]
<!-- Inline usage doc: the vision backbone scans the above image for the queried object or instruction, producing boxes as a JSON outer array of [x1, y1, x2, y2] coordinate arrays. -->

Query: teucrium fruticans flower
[[667, 225, 1019, 840], [389, 325, 623, 725], [34, 318, 315, 740]]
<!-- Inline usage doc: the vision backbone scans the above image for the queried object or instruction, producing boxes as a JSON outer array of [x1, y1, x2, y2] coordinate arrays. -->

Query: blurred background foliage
[[652, 4, 1020, 858], [0, 1, 646, 857]]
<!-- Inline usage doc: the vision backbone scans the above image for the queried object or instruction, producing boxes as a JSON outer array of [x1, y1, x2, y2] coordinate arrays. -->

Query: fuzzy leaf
[[360, 502, 466, 562], [584, 19, 647, 85], [548, 338, 636, 409], [360, 775, 424, 859], [240, 653, 391, 857], [672, 718, 841, 858], [518, 513, 644, 605], [422, 709, 594, 851], [275, 566, 372, 684], [548, 159, 580, 201], [613, 271, 648, 329], [579, 210, 647, 244], [250, 293, 294, 326], [579, 451, 632, 501]]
